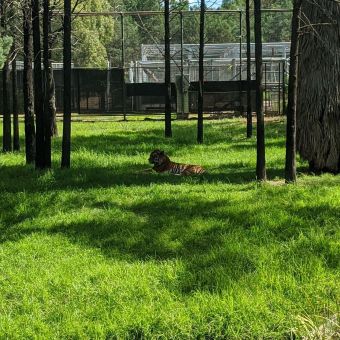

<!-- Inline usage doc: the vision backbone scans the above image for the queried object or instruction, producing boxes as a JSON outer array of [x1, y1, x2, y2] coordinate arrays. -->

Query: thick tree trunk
[[12, 51, 20, 151], [254, 0, 266, 181], [297, 0, 340, 173], [246, 0, 252, 138], [197, 0, 205, 144], [23, 1, 36, 164], [61, 0, 72, 168], [43, 0, 52, 167], [164, 0, 172, 138], [32, 0, 45, 169], [285, 0, 302, 182]]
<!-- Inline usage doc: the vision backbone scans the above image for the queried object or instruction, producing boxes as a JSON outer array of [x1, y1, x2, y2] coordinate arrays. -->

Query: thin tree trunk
[[2, 58, 11, 152], [32, 0, 45, 169], [12, 50, 20, 151], [197, 0, 205, 144], [48, 5, 58, 137], [285, 0, 302, 183], [164, 0, 172, 138], [254, 0, 266, 181], [61, 0, 72, 168], [246, 0, 252, 138], [50, 71, 58, 136], [43, 0, 52, 167], [1, 2, 11, 152], [23, 0, 36, 164]]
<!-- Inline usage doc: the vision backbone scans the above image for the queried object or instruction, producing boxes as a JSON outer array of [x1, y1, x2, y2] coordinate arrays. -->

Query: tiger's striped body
[[149, 150, 205, 175]]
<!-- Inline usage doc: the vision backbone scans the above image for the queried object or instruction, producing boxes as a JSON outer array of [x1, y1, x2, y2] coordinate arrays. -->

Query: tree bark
[[43, 0, 52, 167], [285, 0, 302, 182], [50, 72, 58, 136], [12, 50, 20, 151], [48, 4, 58, 137], [246, 0, 252, 138], [32, 0, 45, 169], [23, 0, 36, 164], [297, 0, 340, 174], [254, 0, 266, 181], [2, 58, 11, 152], [1, 2, 11, 152], [164, 0, 172, 138], [61, 0, 72, 168], [197, 0, 205, 144]]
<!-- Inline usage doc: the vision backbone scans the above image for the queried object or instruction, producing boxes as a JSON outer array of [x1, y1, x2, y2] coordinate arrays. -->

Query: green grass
[[0, 118, 339, 339]]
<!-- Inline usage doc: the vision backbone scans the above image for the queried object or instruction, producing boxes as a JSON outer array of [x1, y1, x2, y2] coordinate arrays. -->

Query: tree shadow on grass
[[50, 198, 260, 292], [0, 162, 291, 194], [1, 177, 339, 293]]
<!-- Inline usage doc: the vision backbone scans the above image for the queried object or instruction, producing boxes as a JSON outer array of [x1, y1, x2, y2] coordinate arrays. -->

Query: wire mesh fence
[[0, 8, 292, 117]]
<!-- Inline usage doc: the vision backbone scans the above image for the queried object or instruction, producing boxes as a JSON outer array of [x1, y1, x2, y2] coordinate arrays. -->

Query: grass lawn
[[0, 118, 339, 339]]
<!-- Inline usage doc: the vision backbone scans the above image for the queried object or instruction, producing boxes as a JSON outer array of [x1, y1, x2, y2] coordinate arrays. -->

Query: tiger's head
[[148, 150, 170, 166]]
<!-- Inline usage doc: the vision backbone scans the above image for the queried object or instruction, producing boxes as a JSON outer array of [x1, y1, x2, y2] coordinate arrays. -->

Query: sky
[[188, 0, 224, 9]]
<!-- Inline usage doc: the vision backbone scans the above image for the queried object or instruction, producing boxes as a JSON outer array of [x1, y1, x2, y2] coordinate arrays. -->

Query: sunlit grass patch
[[0, 118, 339, 338]]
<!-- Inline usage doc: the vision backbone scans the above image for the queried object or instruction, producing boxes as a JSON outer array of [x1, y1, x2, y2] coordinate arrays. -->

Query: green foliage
[[0, 36, 12, 68], [58, 0, 294, 66], [71, 0, 115, 67], [0, 119, 339, 338], [222, 0, 293, 42]]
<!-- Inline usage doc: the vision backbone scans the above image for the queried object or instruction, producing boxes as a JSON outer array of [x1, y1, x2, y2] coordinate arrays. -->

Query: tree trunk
[[2, 57, 11, 152], [297, 0, 340, 174], [254, 0, 266, 181], [197, 0, 205, 144], [1, 3, 11, 152], [285, 0, 302, 183], [164, 0, 172, 138], [246, 0, 252, 138], [23, 0, 36, 164], [12, 50, 20, 151], [48, 4, 58, 137], [43, 0, 52, 167], [50, 71, 58, 136], [61, 0, 72, 168], [32, 0, 45, 169]]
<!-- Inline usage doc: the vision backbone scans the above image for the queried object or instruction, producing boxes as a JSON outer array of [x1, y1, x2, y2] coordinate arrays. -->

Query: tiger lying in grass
[[148, 150, 205, 175]]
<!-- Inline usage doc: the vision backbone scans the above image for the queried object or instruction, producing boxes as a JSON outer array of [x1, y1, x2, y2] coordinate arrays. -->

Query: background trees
[[0, 36, 12, 69]]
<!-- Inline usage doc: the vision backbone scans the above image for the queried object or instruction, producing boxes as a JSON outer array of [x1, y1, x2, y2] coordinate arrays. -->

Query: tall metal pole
[[246, 0, 252, 138], [121, 13, 127, 121], [164, 0, 172, 137], [197, 0, 205, 144], [239, 10, 243, 116], [180, 11, 185, 118], [239, 10, 243, 81]]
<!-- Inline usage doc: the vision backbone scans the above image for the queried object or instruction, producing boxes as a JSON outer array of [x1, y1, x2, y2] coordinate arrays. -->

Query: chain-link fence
[[0, 8, 292, 117]]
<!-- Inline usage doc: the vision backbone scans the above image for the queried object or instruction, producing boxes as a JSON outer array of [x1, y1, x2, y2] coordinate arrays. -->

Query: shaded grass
[[0, 118, 339, 338]]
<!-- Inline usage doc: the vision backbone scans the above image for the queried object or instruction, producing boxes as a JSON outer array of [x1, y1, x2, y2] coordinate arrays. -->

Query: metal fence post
[[121, 13, 127, 120]]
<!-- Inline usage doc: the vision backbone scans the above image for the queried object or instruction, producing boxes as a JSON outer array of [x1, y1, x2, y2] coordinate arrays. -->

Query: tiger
[[148, 150, 205, 175]]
